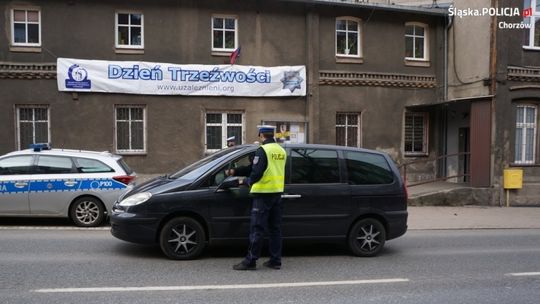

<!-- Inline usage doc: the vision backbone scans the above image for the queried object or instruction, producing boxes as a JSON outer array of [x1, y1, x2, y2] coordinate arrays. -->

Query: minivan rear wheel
[[348, 218, 386, 257], [160, 217, 206, 260]]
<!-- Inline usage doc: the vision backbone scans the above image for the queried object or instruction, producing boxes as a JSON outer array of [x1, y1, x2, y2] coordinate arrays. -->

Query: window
[[16, 106, 49, 150], [36, 156, 74, 174], [515, 105, 537, 164], [0, 156, 34, 175], [336, 113, 361, 148], [212, 15, 237, 52], [290, 149, 340, 184], [116, 12, 143, 48], [11, 8, 41, 46], [345, 151, 394, 185], [75, 158, 114, 173], [405, 23, 428, 61], [115, 106, 146, 153], [404, 112, 428, 155], [524, 0, 540, 49], [336, 17, 361, 57], [206, 112, 243, 152]]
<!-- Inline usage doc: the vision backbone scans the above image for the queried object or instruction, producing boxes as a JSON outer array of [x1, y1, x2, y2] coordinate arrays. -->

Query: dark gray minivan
[[111, 144, 408, 260]]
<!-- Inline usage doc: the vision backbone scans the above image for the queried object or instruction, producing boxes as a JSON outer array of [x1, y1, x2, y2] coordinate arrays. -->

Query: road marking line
[[34, 278, 409, 293], [507, 272, 540, 277]]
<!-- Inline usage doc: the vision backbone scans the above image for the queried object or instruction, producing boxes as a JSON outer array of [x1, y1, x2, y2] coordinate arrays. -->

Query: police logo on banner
[[66, 64, 92, 89], [280, 71, 303, 93]]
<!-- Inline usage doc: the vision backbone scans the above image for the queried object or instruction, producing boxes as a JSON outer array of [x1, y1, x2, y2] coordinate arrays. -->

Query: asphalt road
[[1, 225, 539, 304]]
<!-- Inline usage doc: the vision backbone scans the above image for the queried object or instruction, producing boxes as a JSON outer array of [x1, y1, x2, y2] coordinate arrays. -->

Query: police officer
[[231, 125, 287, 270]]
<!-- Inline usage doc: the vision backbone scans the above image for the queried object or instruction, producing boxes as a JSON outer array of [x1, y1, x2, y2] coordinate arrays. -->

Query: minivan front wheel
[[160, 217, 206, 260], [348, 218, 386, 257]]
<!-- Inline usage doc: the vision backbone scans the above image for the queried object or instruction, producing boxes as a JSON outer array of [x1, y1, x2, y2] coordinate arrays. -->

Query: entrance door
[[470, 101, 491, 187]]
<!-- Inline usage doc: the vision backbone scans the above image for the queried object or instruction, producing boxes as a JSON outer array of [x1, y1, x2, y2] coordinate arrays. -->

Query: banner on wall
[[57, 58, 306, 97]]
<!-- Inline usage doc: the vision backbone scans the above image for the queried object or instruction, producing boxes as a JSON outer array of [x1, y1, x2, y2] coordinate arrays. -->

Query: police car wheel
[[348, 218, 386, 257], [159, 217, 206, 260], [70, 197, 106, 227]]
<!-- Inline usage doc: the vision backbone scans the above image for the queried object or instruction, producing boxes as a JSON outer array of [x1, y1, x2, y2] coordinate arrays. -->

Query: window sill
[[404, 59, 430, 67], [404, 153, 429, 157], [212, 51, 233, 57], [336, 56, 364, 64], [115, 48, 145, 55], [116, 151, 147, 156], [510, 163, 539, 167], [523, 46, 540, 51], [10, 46, 42, 53]]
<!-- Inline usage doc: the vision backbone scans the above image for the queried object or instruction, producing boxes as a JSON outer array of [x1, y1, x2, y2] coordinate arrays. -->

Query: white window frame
[[114, 105, 147, 154], [16, 105, 50, 150], [11, 8, 41, 47], [523, 0, 540, 50], [404, 112, 429, 156], [405, 22, 429, 61], [115, 11, 144, 49], [335, 17, 362, 58], [211, 15, 238, 52], [336, 112, 362, 148], [515, 104, 537, 164], [205, 112, 244, 153]]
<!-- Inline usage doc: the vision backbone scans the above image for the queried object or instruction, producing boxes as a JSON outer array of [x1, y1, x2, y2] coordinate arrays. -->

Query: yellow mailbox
[[504, 169, 523, 189]]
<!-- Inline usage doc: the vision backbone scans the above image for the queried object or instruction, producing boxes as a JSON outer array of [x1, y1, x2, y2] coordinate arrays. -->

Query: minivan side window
[[36, 156, 75, 174], [344, 151, 394, 184], [290, 149, 340, 183], [75, 158, 114, 173], [0, 155, 34, 175]]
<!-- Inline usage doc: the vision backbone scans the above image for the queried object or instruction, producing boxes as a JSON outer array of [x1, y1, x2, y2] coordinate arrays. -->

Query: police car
[[0, 144, 136, 227]]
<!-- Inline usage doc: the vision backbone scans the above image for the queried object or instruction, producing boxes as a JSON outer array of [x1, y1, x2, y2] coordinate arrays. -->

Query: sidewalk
[[408, 206, 540, 230]]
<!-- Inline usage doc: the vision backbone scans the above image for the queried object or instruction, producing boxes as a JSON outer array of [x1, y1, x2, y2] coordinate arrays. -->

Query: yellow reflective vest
[[250, 143, 287, 193]]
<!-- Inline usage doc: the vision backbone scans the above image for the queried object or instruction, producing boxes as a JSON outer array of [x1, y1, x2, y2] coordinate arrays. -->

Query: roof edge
[[280, 0, 449, 16]]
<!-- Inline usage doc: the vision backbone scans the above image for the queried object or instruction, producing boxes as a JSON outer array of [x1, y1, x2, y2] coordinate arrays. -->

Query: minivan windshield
[[169, 148, 243, 180]]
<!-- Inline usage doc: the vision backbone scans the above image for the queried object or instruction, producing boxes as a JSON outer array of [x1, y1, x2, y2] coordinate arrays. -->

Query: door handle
[[14, 182, 28, 188], [64, 181, 77, 187], [281, 194, 302, 199]]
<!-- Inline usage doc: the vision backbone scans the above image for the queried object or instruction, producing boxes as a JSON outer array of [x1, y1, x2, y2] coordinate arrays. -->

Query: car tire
[[348, 218, 386, 257], [70, 196, 106, 227], [159, 217, 206, 260]]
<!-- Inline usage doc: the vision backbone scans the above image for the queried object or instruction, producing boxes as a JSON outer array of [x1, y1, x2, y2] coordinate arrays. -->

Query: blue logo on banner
[[280, 71, 303, 93], [66, 64, 92, 89]]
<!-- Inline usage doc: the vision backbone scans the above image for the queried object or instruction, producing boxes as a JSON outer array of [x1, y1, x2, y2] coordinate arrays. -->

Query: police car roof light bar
[[30, 143, 52, 152]]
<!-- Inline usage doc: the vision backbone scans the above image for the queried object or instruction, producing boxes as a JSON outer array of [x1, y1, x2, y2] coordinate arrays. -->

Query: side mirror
[[217, 176, 240, 191]]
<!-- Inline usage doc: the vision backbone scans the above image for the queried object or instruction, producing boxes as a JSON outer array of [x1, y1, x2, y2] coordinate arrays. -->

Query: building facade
[[0, 1, 446, 182]]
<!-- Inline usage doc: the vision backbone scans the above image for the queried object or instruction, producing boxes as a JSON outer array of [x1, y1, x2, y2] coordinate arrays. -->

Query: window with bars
[[116, 12, 143, 48], [16, 106, 49, 150], [212, 15, 237, 52], [115, 106, 146, 153], [336, 113, 361, 148], [336, 17, 361, 57], [515, 105, 537, 164], [404, 112, 428, 155], [405, 23, 428, 60], [11, 8, 41, 46], [206, 112, 243, 152]]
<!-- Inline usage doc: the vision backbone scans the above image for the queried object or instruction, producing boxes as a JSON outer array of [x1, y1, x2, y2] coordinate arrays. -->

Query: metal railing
[[399, 152, 471, 187]]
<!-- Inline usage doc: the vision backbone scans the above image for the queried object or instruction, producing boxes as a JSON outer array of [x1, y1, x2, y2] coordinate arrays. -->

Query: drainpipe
[[441, 13, 453, 179], [489, 0, 498, 204]]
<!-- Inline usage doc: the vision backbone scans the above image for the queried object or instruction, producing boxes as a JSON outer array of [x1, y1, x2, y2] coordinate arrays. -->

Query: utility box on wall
[[504, 169, 523, 189]]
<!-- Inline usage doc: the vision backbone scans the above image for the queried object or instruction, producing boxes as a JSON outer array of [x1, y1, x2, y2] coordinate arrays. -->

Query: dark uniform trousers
[[244, 193, 283, 265]]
